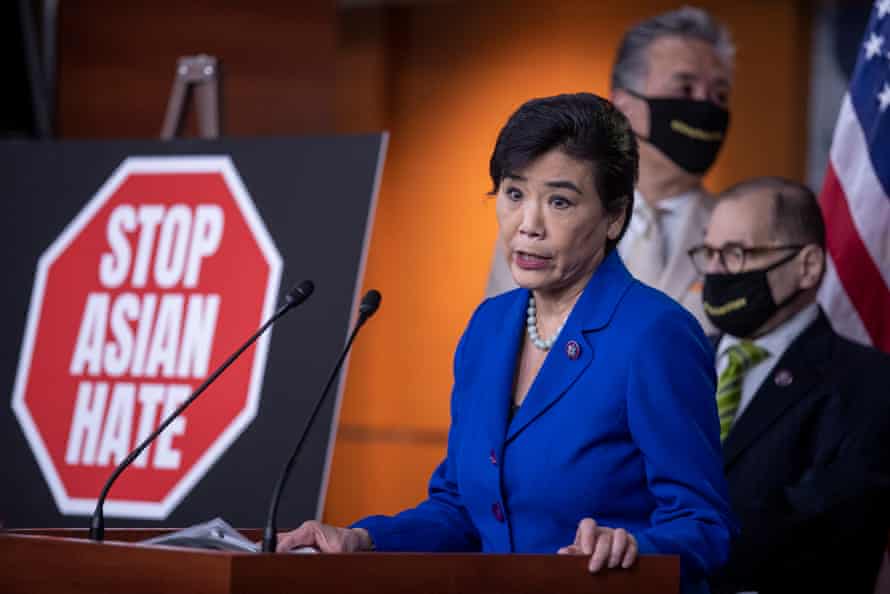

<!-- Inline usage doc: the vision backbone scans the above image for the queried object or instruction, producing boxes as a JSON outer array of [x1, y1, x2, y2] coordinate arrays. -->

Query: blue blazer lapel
[[505, 251, 634, 443], [472, 289, 528, 450]]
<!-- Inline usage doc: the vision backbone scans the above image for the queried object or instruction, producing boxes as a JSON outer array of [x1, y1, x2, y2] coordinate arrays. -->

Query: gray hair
[[611, 6, 735, 92], [720, 177, 826, 250]]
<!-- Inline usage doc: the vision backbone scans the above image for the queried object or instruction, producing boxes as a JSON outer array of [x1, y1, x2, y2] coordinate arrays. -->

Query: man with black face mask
[[485, 7, 733, 335], [610, 6, 731, 334], [689, 177, 890, 594]]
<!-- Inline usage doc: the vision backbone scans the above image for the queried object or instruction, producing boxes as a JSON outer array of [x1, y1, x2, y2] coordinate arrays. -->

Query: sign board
[[0, 135, 386, 528]]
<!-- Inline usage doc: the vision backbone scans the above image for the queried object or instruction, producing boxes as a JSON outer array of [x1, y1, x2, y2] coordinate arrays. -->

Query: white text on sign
[[65, 204, 225, 469]]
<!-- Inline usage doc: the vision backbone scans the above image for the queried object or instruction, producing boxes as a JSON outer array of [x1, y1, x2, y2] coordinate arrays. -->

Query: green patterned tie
[[716, 341, 769, 441]]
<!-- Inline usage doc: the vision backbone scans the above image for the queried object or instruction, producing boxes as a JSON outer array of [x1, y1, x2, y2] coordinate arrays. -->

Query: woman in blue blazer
[[278, 93, 734, 592]]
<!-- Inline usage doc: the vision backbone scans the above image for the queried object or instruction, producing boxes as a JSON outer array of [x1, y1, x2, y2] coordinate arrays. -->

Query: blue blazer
[[355, 251, 734, 585]]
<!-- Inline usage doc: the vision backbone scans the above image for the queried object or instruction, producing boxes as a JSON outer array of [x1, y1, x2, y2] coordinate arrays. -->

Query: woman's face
[[496, 148, 625, 297]]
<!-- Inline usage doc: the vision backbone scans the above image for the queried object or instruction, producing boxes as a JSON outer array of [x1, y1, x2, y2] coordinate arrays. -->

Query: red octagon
[[12, 156, 281, 519]]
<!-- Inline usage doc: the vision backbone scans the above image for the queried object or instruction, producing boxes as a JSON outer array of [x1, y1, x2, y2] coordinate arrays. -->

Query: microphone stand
[[89, 281, 314, 542], [261, 290, 380, 552]]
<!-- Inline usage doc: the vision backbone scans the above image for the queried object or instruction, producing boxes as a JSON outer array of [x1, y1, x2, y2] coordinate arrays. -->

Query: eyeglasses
[[688, 243, 804, 274]]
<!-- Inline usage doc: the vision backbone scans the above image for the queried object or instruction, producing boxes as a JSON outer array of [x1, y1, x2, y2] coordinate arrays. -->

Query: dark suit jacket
[[710, 310, 890, 594]]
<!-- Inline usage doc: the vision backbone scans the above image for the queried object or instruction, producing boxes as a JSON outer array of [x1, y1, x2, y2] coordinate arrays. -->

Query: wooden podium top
[[1, 529, 679, 594]]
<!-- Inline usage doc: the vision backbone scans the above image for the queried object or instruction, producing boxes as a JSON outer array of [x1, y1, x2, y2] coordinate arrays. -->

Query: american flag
[[818, 0, 890, 353]]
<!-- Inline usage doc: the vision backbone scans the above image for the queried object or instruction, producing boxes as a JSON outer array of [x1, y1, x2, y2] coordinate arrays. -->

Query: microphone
[[261, 289, 382, 552], [359, 289, 381, 317], [88, 280, 315, 542]]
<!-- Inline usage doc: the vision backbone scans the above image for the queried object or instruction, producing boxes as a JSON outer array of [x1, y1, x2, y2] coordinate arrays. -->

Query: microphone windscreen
[[286, 280, 315, 306], [359, 289, 382, 317]]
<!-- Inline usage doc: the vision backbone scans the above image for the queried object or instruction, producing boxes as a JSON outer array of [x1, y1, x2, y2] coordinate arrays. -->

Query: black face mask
[[623, 88, 730, 175], [703, 250, 803, 338]]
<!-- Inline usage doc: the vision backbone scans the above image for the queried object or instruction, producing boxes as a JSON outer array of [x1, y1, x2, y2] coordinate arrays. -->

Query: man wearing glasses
[[688, 176, 890, 594]]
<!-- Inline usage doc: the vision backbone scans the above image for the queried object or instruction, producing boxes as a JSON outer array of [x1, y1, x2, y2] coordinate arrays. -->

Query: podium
[[0, 529, 679, 593]]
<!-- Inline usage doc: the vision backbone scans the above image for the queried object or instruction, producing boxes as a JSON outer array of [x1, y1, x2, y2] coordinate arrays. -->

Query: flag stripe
[[820, 163, 890, 347], [819, 257, 872, 346], [829, 97, 890, 286]]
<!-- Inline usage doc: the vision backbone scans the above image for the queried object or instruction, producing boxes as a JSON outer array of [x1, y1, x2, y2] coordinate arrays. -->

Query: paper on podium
[[140, 517, 318, 554]]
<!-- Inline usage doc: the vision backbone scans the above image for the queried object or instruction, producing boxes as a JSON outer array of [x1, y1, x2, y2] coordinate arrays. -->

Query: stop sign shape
[[12, 156, 282, 519]]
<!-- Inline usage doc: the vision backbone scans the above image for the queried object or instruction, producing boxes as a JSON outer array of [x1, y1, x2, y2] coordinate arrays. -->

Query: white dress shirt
[[619, 189, 698, 268], [716, 303, 820, 425]]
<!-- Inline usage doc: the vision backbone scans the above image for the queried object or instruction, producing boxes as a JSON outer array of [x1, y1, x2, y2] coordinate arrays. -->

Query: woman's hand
[[276, 521, 373, 553], [557, 518, 638, 572]]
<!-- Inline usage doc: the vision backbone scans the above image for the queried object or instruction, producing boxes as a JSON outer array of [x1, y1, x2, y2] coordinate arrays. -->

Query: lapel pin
[[565, 340, 581, 360], [774, 369, 793, 387]]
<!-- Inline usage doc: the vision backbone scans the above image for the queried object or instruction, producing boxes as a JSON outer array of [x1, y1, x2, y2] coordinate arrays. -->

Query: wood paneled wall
[[57, 0, 337, 137], [324, 0, 812, 526]]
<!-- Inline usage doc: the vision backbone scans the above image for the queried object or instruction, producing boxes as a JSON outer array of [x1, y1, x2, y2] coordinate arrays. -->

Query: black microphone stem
[[261, 311, 372, 553], [89, 282, 313, 542]]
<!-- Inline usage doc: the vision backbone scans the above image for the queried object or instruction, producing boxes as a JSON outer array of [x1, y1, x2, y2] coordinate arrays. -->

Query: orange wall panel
[[324, 432, 449, 518]]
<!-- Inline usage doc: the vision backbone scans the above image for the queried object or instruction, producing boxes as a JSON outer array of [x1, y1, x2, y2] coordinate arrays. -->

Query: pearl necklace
[[526, 295, 566, 351]]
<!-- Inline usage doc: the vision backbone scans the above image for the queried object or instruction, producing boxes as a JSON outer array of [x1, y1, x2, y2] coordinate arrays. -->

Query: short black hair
[[489, 93, 639, 253], [721, 176, 826, 249]]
